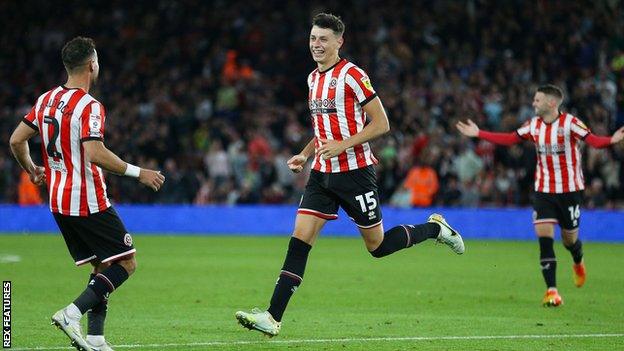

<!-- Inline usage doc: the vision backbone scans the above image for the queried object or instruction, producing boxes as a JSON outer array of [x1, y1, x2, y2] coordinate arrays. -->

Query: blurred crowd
[[2, 0, 624, 208]]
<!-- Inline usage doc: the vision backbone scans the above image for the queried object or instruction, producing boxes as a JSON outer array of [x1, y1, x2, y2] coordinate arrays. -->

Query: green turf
[[0, 234, 622, 350]]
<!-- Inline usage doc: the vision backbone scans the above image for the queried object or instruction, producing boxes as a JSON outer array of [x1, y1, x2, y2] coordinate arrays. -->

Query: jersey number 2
[[43, 116, 63, 159]]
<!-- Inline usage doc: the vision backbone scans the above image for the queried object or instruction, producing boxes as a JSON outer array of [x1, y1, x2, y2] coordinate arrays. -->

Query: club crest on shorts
[[124, 233, 133, 246]]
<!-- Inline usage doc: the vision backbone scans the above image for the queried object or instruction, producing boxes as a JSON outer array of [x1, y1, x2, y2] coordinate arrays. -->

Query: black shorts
[[532, 191, 583, 230], [298, 166, 382, 228], [53, 207, 136, 266]]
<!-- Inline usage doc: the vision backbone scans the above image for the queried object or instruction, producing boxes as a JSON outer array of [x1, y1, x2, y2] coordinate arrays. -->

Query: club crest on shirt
[[329, 78, 337, 89], [361, 76, 374, 92], [557, 127, 564, 136]]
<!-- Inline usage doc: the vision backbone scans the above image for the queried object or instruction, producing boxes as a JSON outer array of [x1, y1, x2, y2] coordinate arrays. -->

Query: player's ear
[[337, 35, 344, 48]]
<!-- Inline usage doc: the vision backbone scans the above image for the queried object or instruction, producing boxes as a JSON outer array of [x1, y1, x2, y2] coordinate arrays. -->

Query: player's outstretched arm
[[287, 138, 315, 173], [9, 122, 45, 185], [318, 97, 390, 160], [584, 126, 624, 148], [83, 140, 165, 191], [456, 119, 480, 137], [610, 126, 624, 144], [456, 119, 522, 146]]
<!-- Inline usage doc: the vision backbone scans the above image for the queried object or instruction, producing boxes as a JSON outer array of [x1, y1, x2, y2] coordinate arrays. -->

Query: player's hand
[[138, 169, 165, 191], [611, 126, 624, 144], [456, 119, 480, 137], [317, 138, 345, 160], [29, 166, 46, 186], [287, 154, 307, 173]]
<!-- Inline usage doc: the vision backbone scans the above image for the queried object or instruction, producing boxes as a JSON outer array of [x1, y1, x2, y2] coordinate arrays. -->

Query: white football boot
[[428, 213, 465, 254], [86, 336, 114, 351], [235, 308, 281, 337], [51, 308, 91, 351]]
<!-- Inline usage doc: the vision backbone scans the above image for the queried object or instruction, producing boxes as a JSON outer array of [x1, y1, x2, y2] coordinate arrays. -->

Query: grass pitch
[[1, 234, 622, 350]]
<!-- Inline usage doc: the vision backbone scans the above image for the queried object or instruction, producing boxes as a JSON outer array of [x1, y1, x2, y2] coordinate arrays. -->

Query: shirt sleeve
[[515, 120, 532, 140], [22, 106, 38, 131], [80, 102, 106, 142], [570, 116, 591, 139], [584, 133, 612, 148], [345, 66, 377, 107], [478, 130, 523, 146]]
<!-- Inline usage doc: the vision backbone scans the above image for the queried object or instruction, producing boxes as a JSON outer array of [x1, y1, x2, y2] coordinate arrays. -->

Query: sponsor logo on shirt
[[309, 98, 337, 114], [537, 144, 566, 155]]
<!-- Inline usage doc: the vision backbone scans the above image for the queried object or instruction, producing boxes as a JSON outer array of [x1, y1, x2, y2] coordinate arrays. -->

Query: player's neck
[[317, 55, 341, 72], [64, 75, 91, 93], [541, 110, 560, 123]]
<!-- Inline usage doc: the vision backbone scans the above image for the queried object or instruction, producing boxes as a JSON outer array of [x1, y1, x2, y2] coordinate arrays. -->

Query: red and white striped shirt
[[516, 113, 591, 193], [308, 59, 379, 173], [23, 86, 111, 216]]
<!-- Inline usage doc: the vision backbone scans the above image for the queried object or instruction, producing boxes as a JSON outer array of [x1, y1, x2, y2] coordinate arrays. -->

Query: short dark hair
[[312, 13, 345, 36], [537, 84, 564, 101], [61, 37, 96, 72]]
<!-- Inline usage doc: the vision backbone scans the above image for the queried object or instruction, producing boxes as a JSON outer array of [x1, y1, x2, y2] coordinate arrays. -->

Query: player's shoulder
[[35, 86, 63, 103], [564, 113, 590, 130], [71, 92, 105, 118], [343, 60, 369, 77], [563, 112, 582, 122]]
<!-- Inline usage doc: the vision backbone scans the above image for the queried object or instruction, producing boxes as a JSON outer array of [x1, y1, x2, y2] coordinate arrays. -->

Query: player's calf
[[368, 223, 440, 258]]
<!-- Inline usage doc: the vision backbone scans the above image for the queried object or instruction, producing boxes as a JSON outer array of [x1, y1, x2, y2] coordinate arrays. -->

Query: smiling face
[[309, 25, 343, 66]]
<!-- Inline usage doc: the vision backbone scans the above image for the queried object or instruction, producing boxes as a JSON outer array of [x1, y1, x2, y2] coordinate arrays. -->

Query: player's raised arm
[[82, 140, 165, 191], [456, 119, 480, 137], [9, 121, 46, 185], [610, 126, 624, 144], [456, 118, 522, 146], [318, 97, 389, 160], [584, 126, 624, 148]]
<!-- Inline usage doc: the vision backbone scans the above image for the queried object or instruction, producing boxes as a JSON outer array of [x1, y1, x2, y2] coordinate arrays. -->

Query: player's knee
[[561, 235, 576, 247], [117, 256, 137, 275], [95, 261, 110, 273]]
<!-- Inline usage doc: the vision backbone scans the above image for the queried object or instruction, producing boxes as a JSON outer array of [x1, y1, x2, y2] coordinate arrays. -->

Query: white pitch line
[[11, 333, 624, 350]]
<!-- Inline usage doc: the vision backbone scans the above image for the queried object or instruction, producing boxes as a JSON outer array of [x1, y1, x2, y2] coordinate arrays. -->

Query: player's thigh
[[293, 213, 327, 245], [53, 213, 97, 266], [72, 207, 136, 264], [555, 191, 583, 232], [332, 166, 383, 232], [532, 192, 559, 236]]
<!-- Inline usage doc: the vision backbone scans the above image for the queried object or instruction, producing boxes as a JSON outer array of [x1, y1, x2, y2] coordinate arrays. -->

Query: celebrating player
[[456, 84, 624, 307], [9, 37, 165, 350], [235, 13, 465, 337]]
